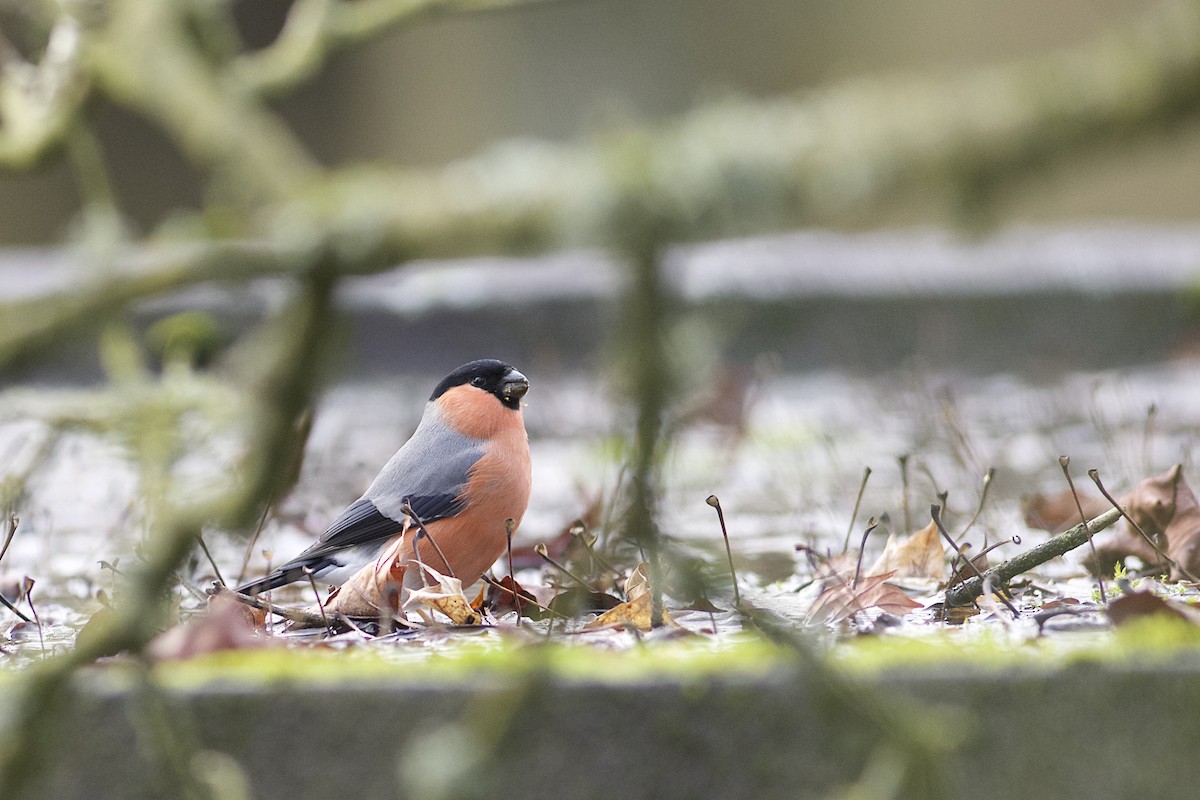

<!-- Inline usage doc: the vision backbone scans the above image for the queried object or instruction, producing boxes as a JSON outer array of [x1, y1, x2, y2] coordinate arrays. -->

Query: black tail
[[236, 557, 333, 596]]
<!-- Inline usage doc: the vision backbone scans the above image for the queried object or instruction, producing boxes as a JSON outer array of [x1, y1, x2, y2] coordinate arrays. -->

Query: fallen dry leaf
[[806, 570, 921, 626], [868, 521, 946, 580], [403, 563, 481, 626], [147, 593, 272, 661], [585, 592, 676, 631], [546, 587, 621, 616], [624, 562, 650, 601], [326, 538, 407, 619], [1107, 589, 1200, 628], [1092, 465, 1200, 580], [485, 575, 542, 619]]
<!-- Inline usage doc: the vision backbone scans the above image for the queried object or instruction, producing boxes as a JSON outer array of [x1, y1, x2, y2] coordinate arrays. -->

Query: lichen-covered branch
[[0, 14, 89, 168], [2, 2, 1199, 370], [0, 271, 336, 798], [86, 1, 317, 202], [945, 507, 1123, 606]]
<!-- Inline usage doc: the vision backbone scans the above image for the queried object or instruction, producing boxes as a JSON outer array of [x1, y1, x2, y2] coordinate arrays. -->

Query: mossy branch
[[945, 507, 1123, 607], [0, 270, 335, 798], [2, 2, 1200, 370]]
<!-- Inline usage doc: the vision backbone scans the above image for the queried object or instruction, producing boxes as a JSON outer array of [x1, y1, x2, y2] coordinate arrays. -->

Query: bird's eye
[[471, 376, 487, 388]]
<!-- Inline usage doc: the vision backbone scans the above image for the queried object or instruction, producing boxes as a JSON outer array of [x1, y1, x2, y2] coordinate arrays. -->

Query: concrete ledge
[[13, 655, 1200, 799]]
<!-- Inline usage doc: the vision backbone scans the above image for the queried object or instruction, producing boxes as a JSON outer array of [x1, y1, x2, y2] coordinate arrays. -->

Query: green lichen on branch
[[945, 507, 1123, 606]]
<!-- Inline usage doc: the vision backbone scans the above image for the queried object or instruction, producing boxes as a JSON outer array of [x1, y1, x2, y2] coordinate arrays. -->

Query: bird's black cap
[[430, 359, 529, 410]]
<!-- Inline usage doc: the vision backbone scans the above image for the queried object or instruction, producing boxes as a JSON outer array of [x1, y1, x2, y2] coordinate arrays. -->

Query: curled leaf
[[868, 521, 945, 580], [403, 563, 481, 626]]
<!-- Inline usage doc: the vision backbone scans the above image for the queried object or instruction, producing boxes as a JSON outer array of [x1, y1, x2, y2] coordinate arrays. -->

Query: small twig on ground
[[959, 467, 995, 542], [504, 518, 522, 623], [401, 499, 455, 578], [945, 507, 1122, 606], [851, 517, 879, 590], [302, 567, 330, 633], [1060, 456, 1105, 602], [194, 533, 226, 586], [705, 495, 741, 607], [1143, 402, 1157, 475], [0, 512, 18, 565], [842, 466, 872, 553], [237, 504, 272, 587], [570, 521, 620, 577], [207, 583, 330, 627], [898, 454, 912, 536], [931, 504, 1019, 617], [25, 580, 45, 656], [534, 543, 592, 589]]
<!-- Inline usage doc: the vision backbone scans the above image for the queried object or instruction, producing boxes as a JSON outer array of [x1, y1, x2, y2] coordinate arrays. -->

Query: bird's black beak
[[501, 369, 529, 402]]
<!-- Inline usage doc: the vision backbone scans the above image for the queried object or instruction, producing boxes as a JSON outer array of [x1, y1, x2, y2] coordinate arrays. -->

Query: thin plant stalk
[[706, 495, 741, 607], [842, 466, 872, 553], [1059, 456, 1105, 602]]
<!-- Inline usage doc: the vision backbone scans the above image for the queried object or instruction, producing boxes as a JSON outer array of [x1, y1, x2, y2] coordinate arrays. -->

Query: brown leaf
[[147, 593, 272, 662], [485, 575, 542, 619], [1023, 490, 1110, 532], [326, 538, 407, 619], [1101, 465, 1200, 581], [806, 571, 920, 625], [1107, 590, 1200, 628], [868, 521, 946, 580], [546, 587, 621, 616]]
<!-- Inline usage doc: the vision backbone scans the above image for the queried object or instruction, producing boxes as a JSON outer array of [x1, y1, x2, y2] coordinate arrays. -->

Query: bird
[[237, 359, 531, 598]]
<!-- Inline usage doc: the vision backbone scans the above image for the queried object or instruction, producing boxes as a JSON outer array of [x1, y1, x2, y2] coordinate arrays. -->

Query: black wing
[[235, 494, 463, 595]]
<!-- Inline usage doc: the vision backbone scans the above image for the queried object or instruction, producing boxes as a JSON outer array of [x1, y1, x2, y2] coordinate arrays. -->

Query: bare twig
[[302, 567, 331, 633], [705, 495, 741, 607], [534, 543, 591, 589], [851, 517, 879, 590], [932, 504, 1019, 617], [401, 499, 455, 579], [945, 507, 1123, 606], [1060, 456, 1106, 602], [0, 513, 18, 565], [207, 584, 331, 628], [959, 467, 995, 541], [504, 518, 522, 623], [842, 466, 872, 553], [194, 533, 226, 586]]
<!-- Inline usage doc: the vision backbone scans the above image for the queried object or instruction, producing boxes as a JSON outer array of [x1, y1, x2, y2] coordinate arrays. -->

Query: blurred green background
[[3, 0, 1198, 246]]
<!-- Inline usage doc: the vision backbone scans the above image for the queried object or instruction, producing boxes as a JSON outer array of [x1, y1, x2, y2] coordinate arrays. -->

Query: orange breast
[[403, 405, 531, 589]]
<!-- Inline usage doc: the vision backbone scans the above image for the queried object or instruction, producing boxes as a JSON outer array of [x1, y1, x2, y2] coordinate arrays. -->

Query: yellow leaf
[[585, 592, 675, 631]]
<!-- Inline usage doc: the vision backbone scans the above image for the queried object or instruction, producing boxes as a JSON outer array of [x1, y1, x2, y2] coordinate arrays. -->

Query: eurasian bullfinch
[[237, 359, 531, 597]]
